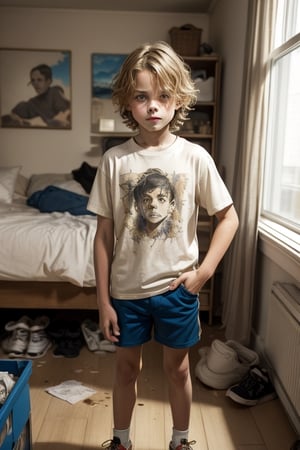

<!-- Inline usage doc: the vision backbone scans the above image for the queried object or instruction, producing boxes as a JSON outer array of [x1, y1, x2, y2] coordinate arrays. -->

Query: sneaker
[[31, 315, 50, 331], [81, 319, 116, 353], [226, 366, 277, 406], [101, 437, 132, 450], [5, 315, 32, 331], [2, 328, 30, 357], [169, 439, 196, 450], [26, 329, 52, 359]]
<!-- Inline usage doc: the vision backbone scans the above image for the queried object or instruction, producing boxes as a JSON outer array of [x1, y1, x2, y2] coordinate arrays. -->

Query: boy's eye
[[135, 94, 147, 102]]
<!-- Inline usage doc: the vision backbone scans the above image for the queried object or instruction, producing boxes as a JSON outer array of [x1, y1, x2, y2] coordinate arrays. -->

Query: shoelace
[[101, 439, 121, 449], [239, 371, 267, 395], [13, 328, 29, 342], [178, 439, 197, 449]]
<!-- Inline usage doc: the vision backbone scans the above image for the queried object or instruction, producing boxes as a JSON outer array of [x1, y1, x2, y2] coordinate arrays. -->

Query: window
[[261, 0, 300, 242]]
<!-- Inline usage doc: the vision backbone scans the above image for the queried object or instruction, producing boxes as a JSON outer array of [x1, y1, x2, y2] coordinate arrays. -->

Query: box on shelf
[[0, 360, 32, 450], [194, 77, 215, 102], [169, 24, 202, 56]]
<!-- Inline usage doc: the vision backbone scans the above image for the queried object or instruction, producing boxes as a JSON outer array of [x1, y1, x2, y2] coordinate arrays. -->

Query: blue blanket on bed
[[27, 185, 95, 216]]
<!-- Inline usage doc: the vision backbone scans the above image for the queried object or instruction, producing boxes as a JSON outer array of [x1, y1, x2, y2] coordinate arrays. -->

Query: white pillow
[[27, 173, 73, 197], [15, 173, 29, 197], [0, 166, 21, 204], [54, 179, 88, 196]]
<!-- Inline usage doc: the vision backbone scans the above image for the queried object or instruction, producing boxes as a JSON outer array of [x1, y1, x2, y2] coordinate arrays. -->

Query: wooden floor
[[1, 323, 297, 450]]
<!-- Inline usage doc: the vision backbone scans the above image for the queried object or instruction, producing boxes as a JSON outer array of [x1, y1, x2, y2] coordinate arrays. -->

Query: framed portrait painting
[[0, 49, 71, 129], [91, 53, 130, 134]]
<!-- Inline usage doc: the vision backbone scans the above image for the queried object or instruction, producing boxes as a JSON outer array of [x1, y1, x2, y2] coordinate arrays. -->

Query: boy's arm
[[169, 204, 239, 294], [94, 215, 120, 342]]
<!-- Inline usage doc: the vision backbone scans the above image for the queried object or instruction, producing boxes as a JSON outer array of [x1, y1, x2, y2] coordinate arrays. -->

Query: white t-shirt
[[88, 137, 233, 299]]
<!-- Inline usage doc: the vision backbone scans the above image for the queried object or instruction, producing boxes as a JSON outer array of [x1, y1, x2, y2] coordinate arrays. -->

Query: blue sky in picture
[[51, 51, 71, 86], [92, 54, 127, 98]]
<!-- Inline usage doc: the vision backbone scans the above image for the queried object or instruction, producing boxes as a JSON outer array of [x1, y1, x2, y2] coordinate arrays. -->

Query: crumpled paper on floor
[[45, 380, 96, 404]]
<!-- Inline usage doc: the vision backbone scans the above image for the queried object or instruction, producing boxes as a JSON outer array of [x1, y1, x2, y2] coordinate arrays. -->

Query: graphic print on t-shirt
[[120, 168, 186, 243]]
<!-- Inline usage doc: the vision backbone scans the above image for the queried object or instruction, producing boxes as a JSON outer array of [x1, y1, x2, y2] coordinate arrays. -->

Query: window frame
[[259, 15, 300, 262]]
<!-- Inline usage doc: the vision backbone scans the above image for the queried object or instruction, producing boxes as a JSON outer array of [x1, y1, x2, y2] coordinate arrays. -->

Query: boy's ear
[[175, 100, 182, 110]]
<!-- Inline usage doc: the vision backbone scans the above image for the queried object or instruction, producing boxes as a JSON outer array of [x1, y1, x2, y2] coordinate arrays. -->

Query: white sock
[[113, 428, 131, 448], [171, 428, 189, 448]]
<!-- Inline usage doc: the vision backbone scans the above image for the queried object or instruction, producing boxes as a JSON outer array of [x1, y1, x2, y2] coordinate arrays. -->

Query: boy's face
[[127, 70, 178, 132], [30, 70, 52, 95]]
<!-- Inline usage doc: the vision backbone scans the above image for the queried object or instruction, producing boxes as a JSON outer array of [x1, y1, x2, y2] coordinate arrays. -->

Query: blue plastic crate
[[0, 360, 32, 450]]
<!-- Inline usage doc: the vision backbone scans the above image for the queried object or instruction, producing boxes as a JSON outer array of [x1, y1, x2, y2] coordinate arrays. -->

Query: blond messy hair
[[111, 41, 197, 132]]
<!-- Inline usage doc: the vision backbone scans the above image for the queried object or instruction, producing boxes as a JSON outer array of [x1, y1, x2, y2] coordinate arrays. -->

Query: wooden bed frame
[[0, 281, 98, 310]]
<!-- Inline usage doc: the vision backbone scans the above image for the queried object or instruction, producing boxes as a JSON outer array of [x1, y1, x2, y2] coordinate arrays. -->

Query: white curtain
[[221, 0, 277, 345]]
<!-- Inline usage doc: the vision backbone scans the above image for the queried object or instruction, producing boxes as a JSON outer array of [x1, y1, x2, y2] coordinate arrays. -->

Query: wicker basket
[[169, 24, 202, 56]]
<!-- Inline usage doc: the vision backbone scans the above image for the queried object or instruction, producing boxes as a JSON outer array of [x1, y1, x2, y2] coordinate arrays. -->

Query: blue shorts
[[111, 285, 201, 349]]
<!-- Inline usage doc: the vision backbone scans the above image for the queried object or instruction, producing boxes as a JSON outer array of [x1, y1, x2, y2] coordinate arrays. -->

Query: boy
[[88, 41, 239, 450]]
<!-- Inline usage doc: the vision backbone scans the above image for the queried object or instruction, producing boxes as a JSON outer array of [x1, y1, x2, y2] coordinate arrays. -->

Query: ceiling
[[0, 0, 215, 13]]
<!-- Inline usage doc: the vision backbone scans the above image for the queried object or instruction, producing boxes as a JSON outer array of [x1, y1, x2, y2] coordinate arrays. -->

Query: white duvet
[[0, 197, 97, 287]]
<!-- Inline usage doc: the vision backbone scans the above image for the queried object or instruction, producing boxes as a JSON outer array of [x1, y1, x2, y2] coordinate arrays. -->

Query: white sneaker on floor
[[31, 315, 50, 331], [5, 315, 32, 331], [26, 329, 52, 359], [2, 328, 30, 357]]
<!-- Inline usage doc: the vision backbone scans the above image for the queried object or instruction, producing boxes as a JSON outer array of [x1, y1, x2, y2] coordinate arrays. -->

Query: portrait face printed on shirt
[[118, 168, 183, 243], [30, 69, 52, 95], [135, 185, 175, 232]]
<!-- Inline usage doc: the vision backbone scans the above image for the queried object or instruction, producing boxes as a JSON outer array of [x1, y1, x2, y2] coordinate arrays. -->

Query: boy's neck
[[134, 130, 177, 151]]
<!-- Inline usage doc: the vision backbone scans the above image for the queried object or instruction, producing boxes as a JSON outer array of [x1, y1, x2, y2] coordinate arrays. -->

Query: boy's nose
[[148, 104, 158, 113]]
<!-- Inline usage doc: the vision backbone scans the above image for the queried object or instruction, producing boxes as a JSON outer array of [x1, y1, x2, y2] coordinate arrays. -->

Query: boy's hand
[[99, 303, 120, 343], [169, 266, 211, 294]]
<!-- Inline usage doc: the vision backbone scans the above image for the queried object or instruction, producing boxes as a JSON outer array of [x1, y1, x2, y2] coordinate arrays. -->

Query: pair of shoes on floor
[[48, 319, 83, 358], [2, 315, 51, 359], [101, 437, 132, 450], [226, 365, 277, 406], [169, 439, 196, 449], [81, 319, 116, 353], [195, 339, 260, 389]]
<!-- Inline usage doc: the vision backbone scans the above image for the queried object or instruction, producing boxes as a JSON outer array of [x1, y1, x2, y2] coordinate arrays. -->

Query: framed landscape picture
[[0, 49, 71, 129], [91, 53, 129, 134]]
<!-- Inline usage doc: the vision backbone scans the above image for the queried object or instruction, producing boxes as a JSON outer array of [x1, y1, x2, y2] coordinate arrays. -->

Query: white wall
[[209, 0, 248, 193], [0, 7, 209, 176]]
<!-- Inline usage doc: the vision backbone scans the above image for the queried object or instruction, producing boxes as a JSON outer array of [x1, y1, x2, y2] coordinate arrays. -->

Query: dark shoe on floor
[[226, 366, 277, 406], [52, 337, 83, 358], [169, 439, 196, 450], [101, 437, 132, 450], [47, 319, 67, 340]]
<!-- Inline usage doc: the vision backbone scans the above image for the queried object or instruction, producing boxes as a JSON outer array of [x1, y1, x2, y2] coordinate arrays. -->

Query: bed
[[0, 164, 99, 311]]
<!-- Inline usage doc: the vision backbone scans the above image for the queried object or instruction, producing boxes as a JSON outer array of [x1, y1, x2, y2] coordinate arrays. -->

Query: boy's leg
[[163, 346, 192, 430], [113, 345, 142, 429]]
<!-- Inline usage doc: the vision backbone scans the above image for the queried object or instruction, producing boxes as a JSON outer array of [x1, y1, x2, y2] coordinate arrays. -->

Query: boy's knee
[[115, 360, 140, 385], [164, 364, 190, 385]]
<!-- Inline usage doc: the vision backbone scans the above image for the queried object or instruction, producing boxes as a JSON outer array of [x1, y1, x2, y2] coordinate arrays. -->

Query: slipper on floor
[[81, 319, 115, 353]]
